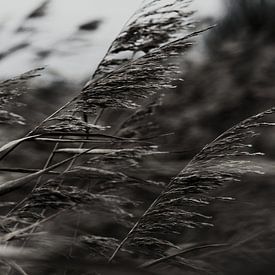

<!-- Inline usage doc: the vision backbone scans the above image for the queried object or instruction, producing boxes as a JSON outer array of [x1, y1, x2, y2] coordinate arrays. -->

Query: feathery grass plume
[[62, 163, 164, 194], [75, 30, 205, 115], [91, 0, 196, 79], [55, 145, 166, 199], [40, 114, 108, 133], [117, 99, 161, 139], [86, 146, 161, 169], [80, 235, 123, 259], [0, 68, 44, 126], [1, 182, 135, 257], [108, 107, 275, 262], [69, 146, 166, 194], [10, 180, 134, 223], [39, 28, 204, 127]]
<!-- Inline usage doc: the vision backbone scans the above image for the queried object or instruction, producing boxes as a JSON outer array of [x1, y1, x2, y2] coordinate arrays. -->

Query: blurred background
[[1, 1, 275, 274]]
